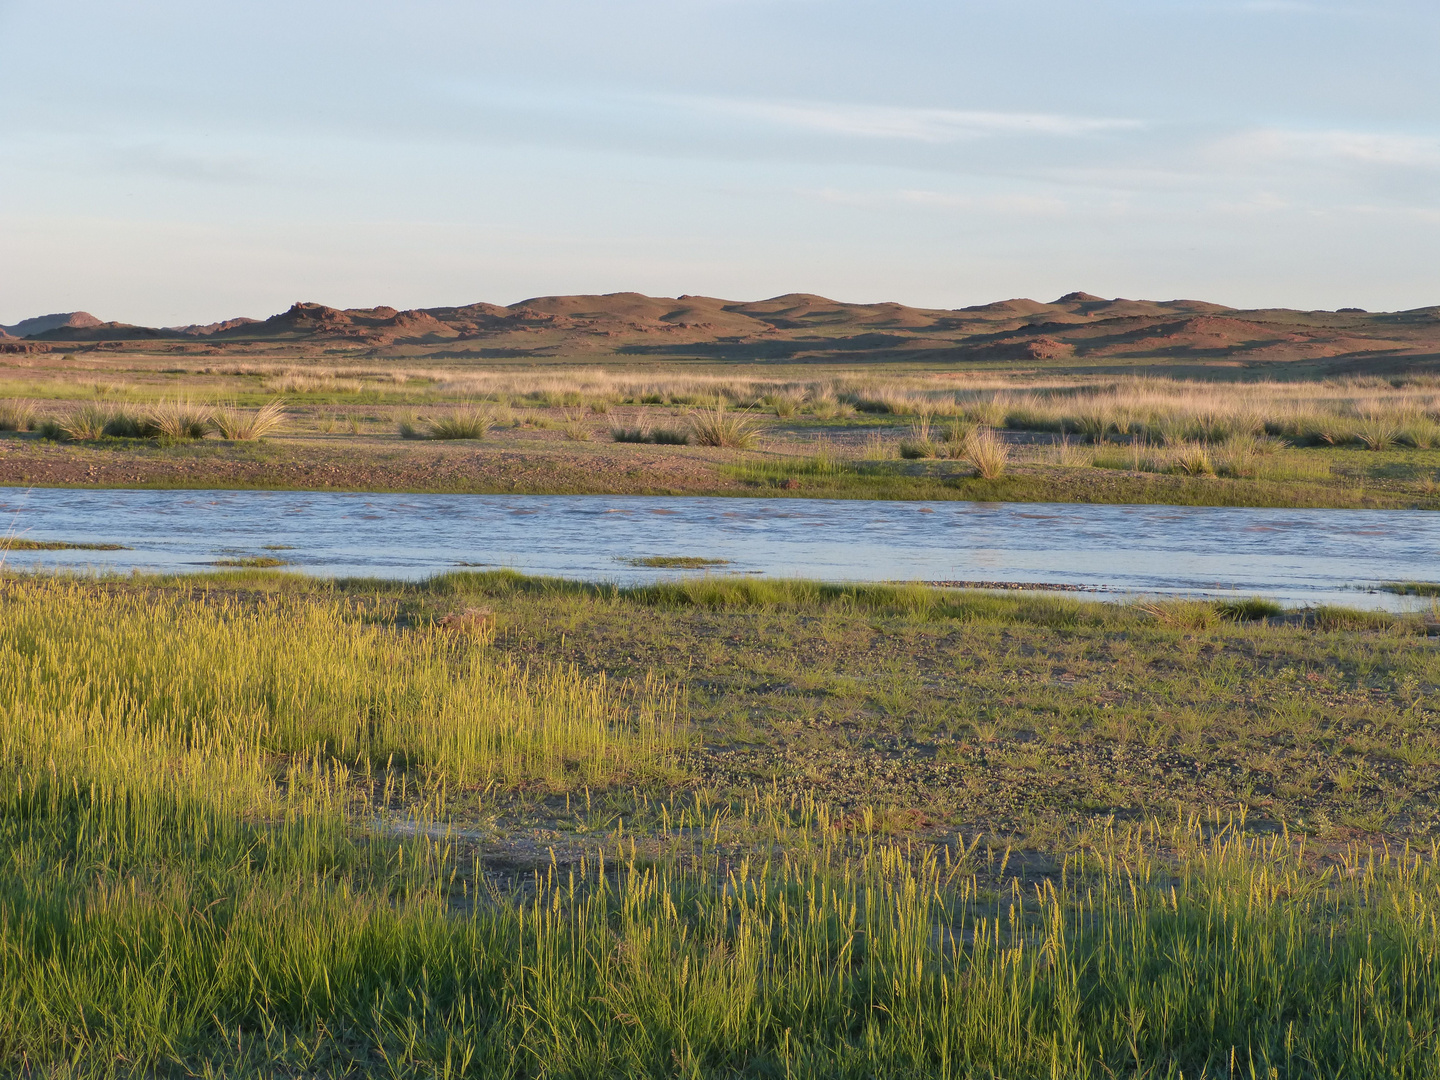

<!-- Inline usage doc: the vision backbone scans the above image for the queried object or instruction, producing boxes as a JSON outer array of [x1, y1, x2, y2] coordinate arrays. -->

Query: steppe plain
[[4, 292, 1440, 1077]]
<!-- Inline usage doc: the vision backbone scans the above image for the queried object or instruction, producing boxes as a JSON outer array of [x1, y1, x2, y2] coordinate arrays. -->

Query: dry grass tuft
[[211, 400, 286, 441], [1140, 600, 1219, 631], [425, 406, 492, 440], [1168, 442, 1215, 476], [559, 409, 593, 441], [690, 401, 758, 448], [147, 399, 211, 440], [57, 403, 112, 441], [0, 399, 38, 432], [959, 428, 1009, 479]]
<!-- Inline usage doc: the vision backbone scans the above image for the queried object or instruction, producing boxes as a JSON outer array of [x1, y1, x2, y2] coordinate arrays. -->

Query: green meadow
[[4, 571, 1440, 1077]]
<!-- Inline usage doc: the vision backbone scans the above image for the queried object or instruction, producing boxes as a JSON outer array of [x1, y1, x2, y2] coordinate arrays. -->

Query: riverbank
[[3, 427, 1438, 509]]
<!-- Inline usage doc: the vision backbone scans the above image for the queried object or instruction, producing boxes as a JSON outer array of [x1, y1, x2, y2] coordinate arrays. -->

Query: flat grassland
[[5, 569, 1440, 1077], [3, 355, 1440, 507]]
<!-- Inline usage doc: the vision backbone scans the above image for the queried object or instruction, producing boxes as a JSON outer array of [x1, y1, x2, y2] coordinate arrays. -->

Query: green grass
[[1214, 596, 1285, 621], [5, 571, 1440, 1075], [1385, 582, 1440, 597], [0, 538, 129, 550], [623, 555, 732, 568], [211, 555, 293, 568], [425, 407, 492, 440]]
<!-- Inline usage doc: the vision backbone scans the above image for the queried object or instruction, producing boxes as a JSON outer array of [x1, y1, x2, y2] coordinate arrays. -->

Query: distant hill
[[4, 293, 1438, 374], [1, 312, 104, 337]]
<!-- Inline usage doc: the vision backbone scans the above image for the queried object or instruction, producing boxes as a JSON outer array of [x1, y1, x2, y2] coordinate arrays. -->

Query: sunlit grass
[[1, 573, 1439, 1074]]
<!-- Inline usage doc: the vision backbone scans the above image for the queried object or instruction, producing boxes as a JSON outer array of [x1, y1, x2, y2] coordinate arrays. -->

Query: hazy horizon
[[2, 0, 1437, 326]]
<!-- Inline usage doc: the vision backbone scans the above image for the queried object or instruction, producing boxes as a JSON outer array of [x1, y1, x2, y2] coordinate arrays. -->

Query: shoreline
[[1, 442, 1435, 510]]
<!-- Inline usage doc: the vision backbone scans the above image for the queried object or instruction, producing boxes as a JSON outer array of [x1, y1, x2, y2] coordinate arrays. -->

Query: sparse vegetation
[[59, 402, 113, 440], [0, 398, 37, 432], [559, 408, 592, 441], [0, 538, 128, 551], [624, 555, 731, 568], [959, 427, 1010, 479], [689, 400, 758, 449], [211, 399, 286, 440], [3, 363, 1440, 509], [611, 424, 690, 445], [147, 397, 210, 439], [425, 406, 492, 440]]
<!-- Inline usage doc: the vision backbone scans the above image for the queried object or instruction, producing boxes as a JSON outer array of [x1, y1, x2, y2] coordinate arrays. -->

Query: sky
[[1, 0, 1437, 326]]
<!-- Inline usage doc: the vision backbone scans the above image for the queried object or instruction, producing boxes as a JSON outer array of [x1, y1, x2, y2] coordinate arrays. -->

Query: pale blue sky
[[1, 0, 1436, 325]]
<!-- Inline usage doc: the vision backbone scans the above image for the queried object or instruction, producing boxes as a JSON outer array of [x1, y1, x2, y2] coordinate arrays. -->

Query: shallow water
[[1, 487, 1436, 610]]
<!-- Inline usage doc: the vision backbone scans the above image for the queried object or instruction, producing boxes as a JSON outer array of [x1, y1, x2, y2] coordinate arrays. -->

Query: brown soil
[[0, 431, 744, 495]]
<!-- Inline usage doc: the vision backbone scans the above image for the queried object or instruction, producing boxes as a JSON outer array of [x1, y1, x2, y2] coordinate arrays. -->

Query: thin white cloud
[[1215, 128, 1440, 168], [696, 98, 1143, 143], [804, 187, 1071, 217]]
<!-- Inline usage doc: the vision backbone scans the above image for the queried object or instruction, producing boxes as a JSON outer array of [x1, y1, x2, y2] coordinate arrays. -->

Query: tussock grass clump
[[1356, 412, 1403, 451], [1213, 433, 1277, 478], [610, 425, 691, 445], [55, 403, 112, 440], [1168, 441, 1215, 476], [808, 392, 854, 419], [958, 427, 1009, 479], [211, 400, 286, 440], [425, 405, 492, 440], [690, 401, 758, 448], [861, 431, 895, 460], [898, 440, 938, 459], [0, 398, 38, 431], [147, 398, 211, 440], [764, 391, 805, 418], [1140, 599, 1219, 631], [1215, 596, 1284, 621], [559, 409, 593, 441], [1054, 435, 1092, 467], [899, 414, 939, 459]]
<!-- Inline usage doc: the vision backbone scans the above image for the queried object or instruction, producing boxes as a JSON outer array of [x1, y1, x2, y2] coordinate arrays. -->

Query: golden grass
[[0, 577, 682, 798], [211, 400, 286, 440], [958, 427, 1010, 479]]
